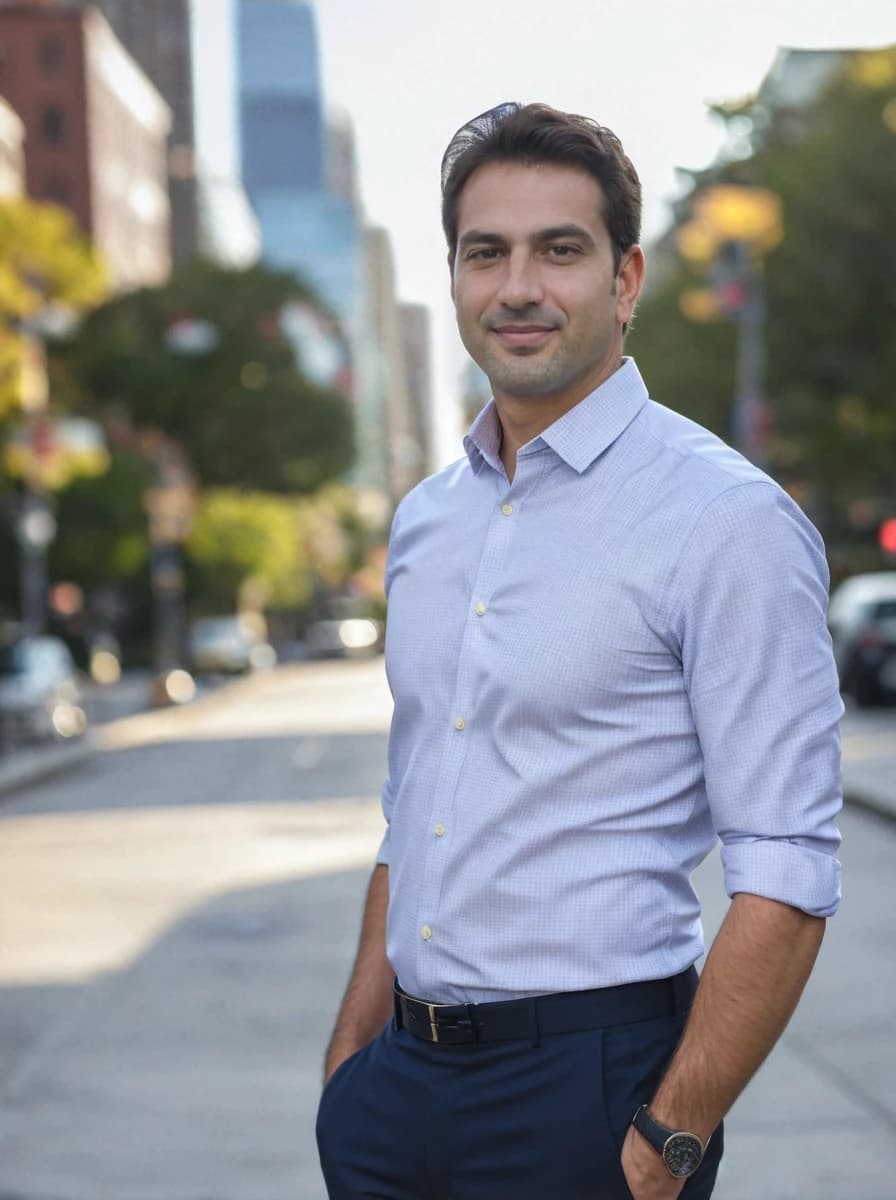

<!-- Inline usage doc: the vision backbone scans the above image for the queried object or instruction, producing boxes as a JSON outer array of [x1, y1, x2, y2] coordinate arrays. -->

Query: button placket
[[412, 457, 545, 993]]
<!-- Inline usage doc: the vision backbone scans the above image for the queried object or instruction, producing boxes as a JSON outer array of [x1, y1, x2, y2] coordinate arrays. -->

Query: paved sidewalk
[[0, 659, 892, 1200], [840, 707, 896, 820], [3, 690, 894, 818], [0, 668, 286, 801]]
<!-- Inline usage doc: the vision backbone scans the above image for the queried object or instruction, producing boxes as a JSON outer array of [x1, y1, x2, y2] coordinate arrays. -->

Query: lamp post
[[9, 335, 54, 637], [142, 433, 195, 702], [676, 185, 783, 468]]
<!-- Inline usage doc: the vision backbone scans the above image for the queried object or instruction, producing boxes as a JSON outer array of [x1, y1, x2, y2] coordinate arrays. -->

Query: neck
[[496, 356, 624, 482]]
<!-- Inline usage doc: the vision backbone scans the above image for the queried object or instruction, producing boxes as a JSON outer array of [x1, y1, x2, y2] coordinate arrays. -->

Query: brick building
[[0, 1, 171, 289]]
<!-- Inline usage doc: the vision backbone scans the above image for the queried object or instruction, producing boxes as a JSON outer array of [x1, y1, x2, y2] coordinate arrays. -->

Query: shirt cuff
[[721, 839, 841, 918], [375, 825, 390, 866]]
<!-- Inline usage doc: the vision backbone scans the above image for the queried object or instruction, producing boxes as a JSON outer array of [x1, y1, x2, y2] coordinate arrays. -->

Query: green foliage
[[0, 197, 108, 320], [50, 260, 355, 493], [184, 482, 378, 617], [759, 55, 896, 509], [628, 271, 737, 439], [0, 197, 109, 420], [630, 48, 896, 534], [48, 450, 154, 591], [186, 488, 311, 614]]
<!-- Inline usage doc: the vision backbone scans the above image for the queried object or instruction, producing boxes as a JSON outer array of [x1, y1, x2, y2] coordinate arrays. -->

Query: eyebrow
[[457, 224, 597, 251]]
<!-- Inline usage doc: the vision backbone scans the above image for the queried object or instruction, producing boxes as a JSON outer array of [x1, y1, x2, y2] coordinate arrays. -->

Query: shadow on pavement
[[0, 866, 372, 1200]]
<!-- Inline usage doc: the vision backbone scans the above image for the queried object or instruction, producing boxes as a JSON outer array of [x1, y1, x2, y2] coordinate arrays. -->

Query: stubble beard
[[475, 343, 578, 400]]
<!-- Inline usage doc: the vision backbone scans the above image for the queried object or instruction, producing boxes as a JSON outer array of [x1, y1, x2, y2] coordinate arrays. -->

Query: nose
[[495, 250, 544, 310]]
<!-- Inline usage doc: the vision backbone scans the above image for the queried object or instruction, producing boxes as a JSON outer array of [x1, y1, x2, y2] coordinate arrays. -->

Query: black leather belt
[[393, 967, 697, 1045]]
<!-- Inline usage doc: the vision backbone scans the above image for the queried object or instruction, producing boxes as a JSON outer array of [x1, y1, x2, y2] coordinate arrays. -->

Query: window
[[42, 175, 70, 204], [41, 105, 65, 145], [38, 37, 64, 74]]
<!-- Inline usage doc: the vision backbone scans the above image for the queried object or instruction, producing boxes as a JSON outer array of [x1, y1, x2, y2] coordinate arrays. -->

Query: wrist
[[631, 1104, 707, 1180], [647, 1099, 715, 1145]]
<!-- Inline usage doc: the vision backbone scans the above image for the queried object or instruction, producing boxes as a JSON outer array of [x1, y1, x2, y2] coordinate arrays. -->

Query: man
[[316, 103, 842, 1200]]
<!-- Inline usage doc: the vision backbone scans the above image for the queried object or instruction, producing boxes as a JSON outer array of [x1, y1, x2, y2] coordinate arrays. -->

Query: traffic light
[[879, 518, 896, 556]]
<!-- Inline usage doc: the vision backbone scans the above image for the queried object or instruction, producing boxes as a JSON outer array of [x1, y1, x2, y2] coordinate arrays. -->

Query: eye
[[465, 247, 502, 262], [545, 244, 580, 260]]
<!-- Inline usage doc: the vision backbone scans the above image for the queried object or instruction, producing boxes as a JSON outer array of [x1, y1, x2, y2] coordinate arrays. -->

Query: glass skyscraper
[[237, 0, 361, 338]]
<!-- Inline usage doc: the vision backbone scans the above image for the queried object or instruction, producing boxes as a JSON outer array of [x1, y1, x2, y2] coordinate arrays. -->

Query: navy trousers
[[316, 998, 723, 1199]]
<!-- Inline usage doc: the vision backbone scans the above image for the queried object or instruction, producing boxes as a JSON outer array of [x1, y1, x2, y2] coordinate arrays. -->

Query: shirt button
[[421, 925, 433, 941], [454, 716, 466, 731], [501, 503, 513, 516], [474, 601, 487, 616], [434, 823, 446, 837]]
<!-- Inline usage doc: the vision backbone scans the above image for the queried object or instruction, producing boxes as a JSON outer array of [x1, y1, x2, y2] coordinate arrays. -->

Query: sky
[[312, 0, 895, 465]]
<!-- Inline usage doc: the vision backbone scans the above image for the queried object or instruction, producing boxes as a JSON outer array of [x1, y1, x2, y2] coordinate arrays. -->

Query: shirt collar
[[463, 358, 649, 476]]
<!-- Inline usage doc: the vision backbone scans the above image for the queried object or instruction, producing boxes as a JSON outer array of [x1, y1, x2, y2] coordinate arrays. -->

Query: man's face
[[450, 161, 643, 405]]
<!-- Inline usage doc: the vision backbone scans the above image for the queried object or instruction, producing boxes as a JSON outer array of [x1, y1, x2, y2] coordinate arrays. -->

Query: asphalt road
[[0, 659, 894, 1200]]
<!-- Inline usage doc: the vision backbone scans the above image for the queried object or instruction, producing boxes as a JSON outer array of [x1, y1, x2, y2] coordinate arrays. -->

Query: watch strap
[[631, 1104, 706, 1176]]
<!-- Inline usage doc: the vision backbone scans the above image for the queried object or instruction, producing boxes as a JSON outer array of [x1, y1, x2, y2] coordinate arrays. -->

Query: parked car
[[306, 616, 383, 660], [187, 615, 276, 675], [827, 572, 896, 706], [0, 636, 88, 743]]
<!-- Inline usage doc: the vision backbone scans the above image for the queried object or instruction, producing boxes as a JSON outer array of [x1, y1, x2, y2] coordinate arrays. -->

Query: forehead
[[456, 160, 608, 242]]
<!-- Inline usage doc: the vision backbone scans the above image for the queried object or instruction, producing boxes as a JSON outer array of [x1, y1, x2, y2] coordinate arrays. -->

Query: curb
[[0, 667, 285, 803], [0, 736, 99, 801]]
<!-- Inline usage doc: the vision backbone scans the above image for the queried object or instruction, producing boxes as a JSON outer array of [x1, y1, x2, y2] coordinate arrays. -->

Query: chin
[[489, 365, 570, 397]]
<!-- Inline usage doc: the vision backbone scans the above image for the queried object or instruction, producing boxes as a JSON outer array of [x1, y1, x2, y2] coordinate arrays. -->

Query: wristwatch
[[631, 1104, 706, 1179]]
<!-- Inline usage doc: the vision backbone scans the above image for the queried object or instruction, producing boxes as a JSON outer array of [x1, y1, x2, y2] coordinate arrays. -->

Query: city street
[[0, 659, 894, 1200]]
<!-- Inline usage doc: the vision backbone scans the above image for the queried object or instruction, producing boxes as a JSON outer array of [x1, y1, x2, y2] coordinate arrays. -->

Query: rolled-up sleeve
[[672, 481, 843, 917]]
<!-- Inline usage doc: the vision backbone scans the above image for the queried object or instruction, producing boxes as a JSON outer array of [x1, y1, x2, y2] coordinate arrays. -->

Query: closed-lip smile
[[490, 323, 556, 348]]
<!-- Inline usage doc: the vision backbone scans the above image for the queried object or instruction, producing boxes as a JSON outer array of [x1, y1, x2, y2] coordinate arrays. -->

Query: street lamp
[[4, 330, 108, 637], [676, 184, 783, 467]]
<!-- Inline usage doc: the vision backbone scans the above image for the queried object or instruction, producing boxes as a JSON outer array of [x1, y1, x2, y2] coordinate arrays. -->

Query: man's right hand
[[322, 865, 394, 1089], [322, 1047, 357, 1088]]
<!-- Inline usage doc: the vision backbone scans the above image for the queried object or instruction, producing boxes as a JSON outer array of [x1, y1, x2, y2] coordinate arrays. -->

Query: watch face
[[662, 1133, 704, 1179]]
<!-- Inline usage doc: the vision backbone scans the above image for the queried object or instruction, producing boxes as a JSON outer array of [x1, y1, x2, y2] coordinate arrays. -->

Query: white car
[[188, 616, 276, 675], [828, 572, 896, 706], [0, 637, 87, 742]]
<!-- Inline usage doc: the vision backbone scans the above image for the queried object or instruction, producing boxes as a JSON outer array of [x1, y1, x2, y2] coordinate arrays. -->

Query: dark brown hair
[[441, 102, 642, 272]]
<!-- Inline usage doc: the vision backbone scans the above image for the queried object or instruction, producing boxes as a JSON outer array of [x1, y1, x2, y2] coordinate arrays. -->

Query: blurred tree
[[630, 47, 896, 536], [0, 197, 108, 420], [50, 260, 355, 493], [185, 489, 311, 616], [48, 449, 154, 592], [760, 49, 896, 517], [184, 482, 382, 620]]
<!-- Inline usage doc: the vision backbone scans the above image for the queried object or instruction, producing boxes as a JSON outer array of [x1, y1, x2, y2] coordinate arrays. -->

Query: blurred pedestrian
[[317, 102, 843, 1200]]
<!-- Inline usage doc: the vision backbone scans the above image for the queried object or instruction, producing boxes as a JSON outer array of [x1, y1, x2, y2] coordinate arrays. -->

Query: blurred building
[[91, 0, 260, 267], [757, 47, 848, 113], [0, 94, 24, 194], [397, 302, 434, 483], [363, 227, 425, 505], [237, 0, 362, 335], [0, 1, 171, 288], [460, 359, 492, 431]]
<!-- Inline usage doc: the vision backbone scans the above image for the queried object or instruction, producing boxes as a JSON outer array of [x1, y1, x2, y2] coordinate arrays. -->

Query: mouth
[[489, 324, 556, 350]]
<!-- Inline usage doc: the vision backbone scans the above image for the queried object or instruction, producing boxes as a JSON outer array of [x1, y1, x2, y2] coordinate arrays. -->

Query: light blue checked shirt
[[378, 358, 842, 1005]]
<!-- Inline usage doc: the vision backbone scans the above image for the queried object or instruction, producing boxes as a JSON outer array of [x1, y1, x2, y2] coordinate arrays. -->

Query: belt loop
[[528, 996, 540, 1048]]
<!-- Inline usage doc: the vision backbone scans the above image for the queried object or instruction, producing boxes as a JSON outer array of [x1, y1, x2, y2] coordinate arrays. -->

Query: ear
[[615, 245, 646, 326], [447, 249, 456, 303]]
